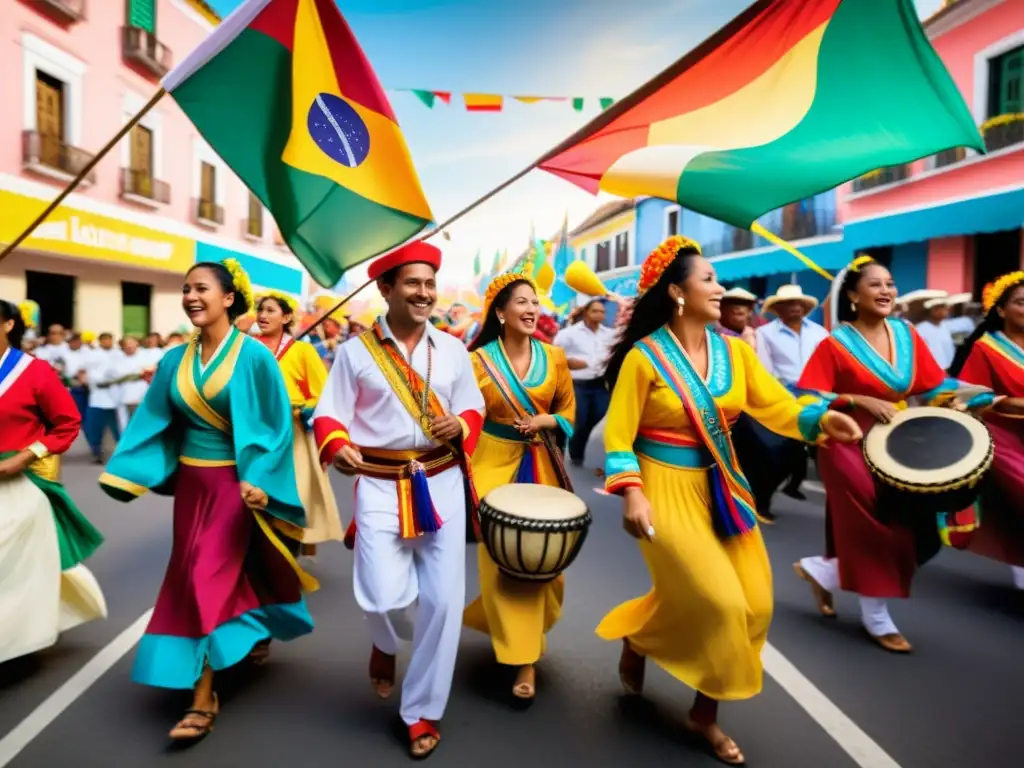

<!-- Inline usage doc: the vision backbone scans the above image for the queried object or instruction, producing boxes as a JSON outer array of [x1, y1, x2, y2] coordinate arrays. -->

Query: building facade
[[840, 0, 1024, 298], [0, 0, 305, 337]]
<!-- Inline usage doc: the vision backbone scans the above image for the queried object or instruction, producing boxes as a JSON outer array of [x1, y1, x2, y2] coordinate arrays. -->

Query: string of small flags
[[396, 90, 616, 113]]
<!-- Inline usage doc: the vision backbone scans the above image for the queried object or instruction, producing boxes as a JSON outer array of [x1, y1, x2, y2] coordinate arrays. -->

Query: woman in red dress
[[793, 257, 991, 652], [950, 272, 1024, 588], [0, 300, 106, 664]]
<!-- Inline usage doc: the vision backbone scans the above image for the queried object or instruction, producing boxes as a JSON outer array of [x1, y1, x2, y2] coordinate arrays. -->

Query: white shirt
[[84, 348, 122, 409], [114, 351, 150, 406], [755, 318, 829, 385], [916, 320, 956, 370], [63, 347, 90, 382], [943, 316, 976, 336], [315, 316, 484, 523], [35, 343, 69, 375], [141, 346, 165, 367], [553, 322, 617, 381]]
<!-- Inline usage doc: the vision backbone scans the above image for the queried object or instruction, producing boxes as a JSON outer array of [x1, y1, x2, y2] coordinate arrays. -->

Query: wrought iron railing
[[22, 130, 96, 184], [122, 26, 172, 77], [120, 168, 170, 203]]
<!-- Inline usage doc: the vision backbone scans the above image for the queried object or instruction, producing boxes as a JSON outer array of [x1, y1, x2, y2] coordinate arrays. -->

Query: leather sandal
[[169, 693, 219, 741], [618, 639, 645, 695], [683, 716, 745, 766], [793, 562, 836, 618], [369, 646, 396, 699], [512, 665, 535, 700], [409, 719, 440, 760], [869, 631, 912, 653]]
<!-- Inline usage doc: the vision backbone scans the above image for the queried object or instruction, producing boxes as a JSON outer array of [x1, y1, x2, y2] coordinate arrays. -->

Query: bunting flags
[[403, 89, 614, 113]]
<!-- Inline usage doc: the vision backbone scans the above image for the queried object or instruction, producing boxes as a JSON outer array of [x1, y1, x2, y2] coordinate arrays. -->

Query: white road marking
[[0, 609, 152, 768], [763, 642, 902, 768]]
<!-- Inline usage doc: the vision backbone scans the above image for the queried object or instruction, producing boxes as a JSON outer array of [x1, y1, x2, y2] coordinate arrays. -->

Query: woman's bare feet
[[618, 639, 645, 695], [683, 717, 745, 765], [512, 665, 535, 699], [369, 646, 396, 699]]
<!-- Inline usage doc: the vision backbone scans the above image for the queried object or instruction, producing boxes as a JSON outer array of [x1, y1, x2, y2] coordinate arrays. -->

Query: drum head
[[862, 407, 992, 487], [483, 484, 588, 522]]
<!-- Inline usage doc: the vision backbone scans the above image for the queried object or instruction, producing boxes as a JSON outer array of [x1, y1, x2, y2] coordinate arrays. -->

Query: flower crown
[[221, 258, 254, 313], [638, 236, 701, 296], [483, 268, 537, 318], [256, 289, 297, 314], [18, 300, 39, 329], [849, 254, 875, 272], [983, 271, 1024, 313]]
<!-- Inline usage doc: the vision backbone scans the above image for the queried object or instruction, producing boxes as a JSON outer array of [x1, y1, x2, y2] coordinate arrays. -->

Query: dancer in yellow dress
[[598, 237, 861, 765], [463, 271, 576, 701], [255, 291, 345, 560]]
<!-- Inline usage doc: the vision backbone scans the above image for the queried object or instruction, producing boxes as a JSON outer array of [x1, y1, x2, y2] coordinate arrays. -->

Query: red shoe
[[409, 719, 440, 760]]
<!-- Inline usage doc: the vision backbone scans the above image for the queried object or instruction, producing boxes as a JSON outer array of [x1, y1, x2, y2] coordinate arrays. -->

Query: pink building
[[0, 0, 306, 337], [839, 0, 1024, 298]]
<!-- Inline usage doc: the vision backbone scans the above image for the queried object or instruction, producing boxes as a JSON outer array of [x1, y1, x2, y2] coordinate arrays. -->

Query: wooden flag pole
[[0, 88, 168, 266], [291, 278, 374, 345]]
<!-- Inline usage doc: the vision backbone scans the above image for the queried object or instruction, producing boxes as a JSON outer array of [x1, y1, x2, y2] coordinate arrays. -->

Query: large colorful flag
[[162, 0, 433, 287], [550, 212, 575, 310], [538, 0, 983, 229]]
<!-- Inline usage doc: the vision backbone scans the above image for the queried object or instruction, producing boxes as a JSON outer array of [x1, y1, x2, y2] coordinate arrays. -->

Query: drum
[[862, 406, 993, 514], [477, 484, 591, 583]]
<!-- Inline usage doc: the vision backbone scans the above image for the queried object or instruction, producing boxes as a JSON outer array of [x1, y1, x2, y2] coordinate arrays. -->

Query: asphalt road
[[1, 430, 1022, 768]]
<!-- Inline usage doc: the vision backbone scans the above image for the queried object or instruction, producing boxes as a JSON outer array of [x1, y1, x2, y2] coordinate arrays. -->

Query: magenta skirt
[[969, 415, 1024, 567], [132, 464, 313, 689]]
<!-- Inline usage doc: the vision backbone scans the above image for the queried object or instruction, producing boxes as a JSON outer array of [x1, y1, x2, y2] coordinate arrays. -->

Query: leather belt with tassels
[[358, 446, 460, 539]]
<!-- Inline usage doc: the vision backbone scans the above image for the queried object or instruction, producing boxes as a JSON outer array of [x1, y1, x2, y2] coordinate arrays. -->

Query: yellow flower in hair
[[638, 235, 701, 296], [220, 258, 254, 313], [18, 300, 39, 329], [983, 271, 1024, 313], [849, 254, 875, 272], [483, 271, 537, 318], [256, 289, 297, 314]]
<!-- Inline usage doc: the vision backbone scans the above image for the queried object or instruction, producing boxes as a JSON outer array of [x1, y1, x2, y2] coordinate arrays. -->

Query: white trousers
[[1011, 566, 1024, 590], [800, 556, 899, 637], [353, 469, 467, 726]]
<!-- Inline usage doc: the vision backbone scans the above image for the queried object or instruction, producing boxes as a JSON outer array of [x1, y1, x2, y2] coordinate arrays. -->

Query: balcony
[[120, 168, 170, 205], [779, 203, 838, 241], [195, 199, 224, 227], [26, 0, 85, 23], [242, 215, 263, 240], [851, 164, 909, 193], [22, 130, 96, 185], [932, 146, 967, 169], [982, 113, 1024, 154], [122, 26, 171, 78]]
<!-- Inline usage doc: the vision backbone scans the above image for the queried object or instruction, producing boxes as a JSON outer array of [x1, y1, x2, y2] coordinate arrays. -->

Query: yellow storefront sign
[[0, 189, 195, 273]]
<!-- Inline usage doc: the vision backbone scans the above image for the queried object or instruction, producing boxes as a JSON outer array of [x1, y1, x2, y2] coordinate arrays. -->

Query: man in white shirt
[[34, 324, 69, 377], [754, 285, 830, 513], [115, 336, 150, 421], [553, 299, 617, 467], [313, 242, 484, 760], [63, 333, 91, 418], [916, 298, 956, 370], [82, 333, 122, 464]]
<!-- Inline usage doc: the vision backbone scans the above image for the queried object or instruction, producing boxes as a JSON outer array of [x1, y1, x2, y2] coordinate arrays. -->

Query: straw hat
[[946, 292, 972, 306], [761, 284, 818, 314], [897, 289, 947, 307], [721, 287, 758, 303], [923, 297, 949, 310]]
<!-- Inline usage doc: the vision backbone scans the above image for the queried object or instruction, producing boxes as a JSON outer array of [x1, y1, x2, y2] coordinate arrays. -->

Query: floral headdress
[[220, 258, 254, 313], [255, 289, 297, 314], [848, 254, 876, 272], [18, 300, 39, 329], [637, 236, 702, 297], [482, 266, 537, 319], [983, 271, 1024, 314], [827, 254, 876, 329]]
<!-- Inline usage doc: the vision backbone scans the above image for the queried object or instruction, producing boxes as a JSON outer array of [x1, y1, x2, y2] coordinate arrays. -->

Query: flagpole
[[291, 277, 374, 345], [0, 88, 167, 266]]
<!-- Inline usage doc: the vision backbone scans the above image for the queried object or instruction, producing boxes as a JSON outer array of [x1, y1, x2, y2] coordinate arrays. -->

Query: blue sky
[[209, 0, 945, 287]]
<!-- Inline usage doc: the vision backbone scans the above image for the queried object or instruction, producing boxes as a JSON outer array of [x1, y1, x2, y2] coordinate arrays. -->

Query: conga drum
[[477, 484, 591, 583], [862, 406, 993, 514]]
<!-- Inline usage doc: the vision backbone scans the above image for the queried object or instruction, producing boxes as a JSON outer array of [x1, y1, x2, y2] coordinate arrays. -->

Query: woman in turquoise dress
[[99, 259, 317, 740]]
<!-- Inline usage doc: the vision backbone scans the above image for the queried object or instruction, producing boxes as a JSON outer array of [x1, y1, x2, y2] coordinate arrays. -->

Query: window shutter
[[999, 47, 1022, 115], [128, 0, 156, 33]]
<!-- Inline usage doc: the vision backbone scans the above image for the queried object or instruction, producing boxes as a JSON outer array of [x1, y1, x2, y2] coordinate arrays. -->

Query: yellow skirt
[[595, 458, 772, 701], [463, 431, 566, 665], [291, 419, 345, 544]]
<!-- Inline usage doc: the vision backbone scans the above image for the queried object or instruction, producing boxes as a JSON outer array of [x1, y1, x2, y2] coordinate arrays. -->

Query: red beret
[[368, 241, 442, 281]]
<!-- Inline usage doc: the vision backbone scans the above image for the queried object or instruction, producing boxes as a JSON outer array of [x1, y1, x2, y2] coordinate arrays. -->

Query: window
[[665, 206, 680, 238], [128, 124, 154, 196], [199, 161, 217, 220], [988, 45, 1022, 118], [120, 91, 166, 203], [128, 0, 157, 33], [34, 71, 64, 169], [247, 193, 264, 238], [192, 137, 226, 224], [595, 241, 611, 272], [614, 232, 629, 268], [22, 33, 85, 149]]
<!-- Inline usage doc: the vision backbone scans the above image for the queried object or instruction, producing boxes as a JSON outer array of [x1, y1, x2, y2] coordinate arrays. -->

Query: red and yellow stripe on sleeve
[[313, 416, 351, 465]]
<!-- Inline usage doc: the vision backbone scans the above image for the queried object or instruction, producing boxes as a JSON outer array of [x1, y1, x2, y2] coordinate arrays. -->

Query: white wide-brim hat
[[946, 292, 972, 306], [761, 284, 818, 314], [721, 287, 758, 303], [897, 289, 947, 307]]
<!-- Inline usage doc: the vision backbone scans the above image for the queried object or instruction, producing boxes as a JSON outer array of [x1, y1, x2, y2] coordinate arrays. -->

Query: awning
[[709, 236, 850, 281], [844, 186, 1024, 250]]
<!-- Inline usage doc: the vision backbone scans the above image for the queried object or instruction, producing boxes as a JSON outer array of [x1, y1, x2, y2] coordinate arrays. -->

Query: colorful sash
[[360, 324, 475, 539], [474, 339, 572, 491], [635, 327, 759, 538], [0, 348, 30, 399]]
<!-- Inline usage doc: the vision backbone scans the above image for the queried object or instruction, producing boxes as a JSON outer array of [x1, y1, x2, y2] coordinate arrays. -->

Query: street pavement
[[1, 430, 1022, 768]]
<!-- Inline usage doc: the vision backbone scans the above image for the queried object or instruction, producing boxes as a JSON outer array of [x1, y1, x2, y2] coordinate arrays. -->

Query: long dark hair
[[949, 281, 1024, 376], [604, 245, 701, 387], [468, 278, 534, 352], [187, 261, 250, 321], [835, 260, 889, 325], [257, 295, 295, 332], [0, 300, 26, 350]]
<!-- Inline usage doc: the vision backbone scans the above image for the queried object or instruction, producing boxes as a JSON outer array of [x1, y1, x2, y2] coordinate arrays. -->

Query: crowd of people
[[2, 235, 1021, 766]]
